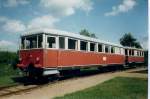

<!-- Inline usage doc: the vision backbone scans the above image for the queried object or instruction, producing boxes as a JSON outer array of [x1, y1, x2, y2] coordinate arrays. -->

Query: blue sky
[[0, 0, 148, 51]]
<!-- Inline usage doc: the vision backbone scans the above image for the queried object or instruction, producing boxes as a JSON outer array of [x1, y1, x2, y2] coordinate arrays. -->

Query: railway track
[[0, 66, 147, 97]]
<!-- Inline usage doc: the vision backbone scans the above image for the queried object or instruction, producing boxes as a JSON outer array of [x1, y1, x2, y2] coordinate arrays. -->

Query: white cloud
[[3, 0, 29, 7], [0, 15, 59, 33], [27, 15, 59, 29], [40, 0, 93, 16], [0, 16, 8, 22], [0, 40, 17, 51], [0, 16, 26, 33], [105, 0, 136, 16], [2, 20, 26, 33]]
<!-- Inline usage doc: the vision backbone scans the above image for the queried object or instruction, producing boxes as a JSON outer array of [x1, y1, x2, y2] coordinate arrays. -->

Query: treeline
[[0, 51, 18, 64], [0, 51, 20, 77]]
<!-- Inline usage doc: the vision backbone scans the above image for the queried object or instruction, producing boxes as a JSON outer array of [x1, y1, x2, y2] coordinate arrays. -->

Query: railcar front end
[[17, 33, 59, 77]]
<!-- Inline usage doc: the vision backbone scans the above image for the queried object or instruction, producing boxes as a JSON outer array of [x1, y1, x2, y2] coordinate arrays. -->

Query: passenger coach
[[124, 47, 144, 65], [17, 29, 144, 77]]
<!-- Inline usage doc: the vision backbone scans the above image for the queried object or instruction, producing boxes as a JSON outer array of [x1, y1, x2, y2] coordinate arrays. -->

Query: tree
[[90, 33, 96, 38], [119, 33, 142, 48], [79, 29, 97, 38], [134, 42, 142, 48]]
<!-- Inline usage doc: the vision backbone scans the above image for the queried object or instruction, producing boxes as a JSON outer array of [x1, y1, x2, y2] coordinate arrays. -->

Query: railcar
[[17, 29, 144, 77]]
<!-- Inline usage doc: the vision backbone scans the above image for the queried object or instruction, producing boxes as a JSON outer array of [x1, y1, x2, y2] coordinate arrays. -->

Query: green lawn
[[0, 75, 19, 87], [55, 77, 148, 99], [0, 63, 20, 87]]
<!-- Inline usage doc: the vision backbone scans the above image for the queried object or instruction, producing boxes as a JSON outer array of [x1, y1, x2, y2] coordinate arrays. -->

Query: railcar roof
[[22, 28, 122, 47], [21, 28, 143, 50], [124, 46, 144, 51]]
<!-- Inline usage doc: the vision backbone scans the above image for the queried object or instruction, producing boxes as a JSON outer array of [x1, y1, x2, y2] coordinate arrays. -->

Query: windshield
[[21, 34, 43, 49]]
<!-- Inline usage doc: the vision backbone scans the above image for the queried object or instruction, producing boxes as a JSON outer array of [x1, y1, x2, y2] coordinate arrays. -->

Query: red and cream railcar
[[124, 47, 144, 64], [17, 29, 126, 77]]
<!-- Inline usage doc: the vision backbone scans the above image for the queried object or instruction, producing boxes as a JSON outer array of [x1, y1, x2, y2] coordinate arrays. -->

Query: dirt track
[[2, 67, 147, 99]]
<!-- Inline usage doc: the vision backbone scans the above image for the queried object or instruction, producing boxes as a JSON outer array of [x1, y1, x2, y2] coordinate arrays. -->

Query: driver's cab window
[[26, 36, 37, 49], [47, 36, 56, 48]]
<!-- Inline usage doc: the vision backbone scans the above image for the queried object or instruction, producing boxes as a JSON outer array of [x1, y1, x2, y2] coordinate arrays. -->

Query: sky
[[0, 0, 148, 51]]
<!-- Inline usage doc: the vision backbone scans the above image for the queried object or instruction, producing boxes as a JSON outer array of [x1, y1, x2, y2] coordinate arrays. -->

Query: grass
[[0, 63, 21, 87], [0, 75, 19, 87], [54, 77, 148, 99]]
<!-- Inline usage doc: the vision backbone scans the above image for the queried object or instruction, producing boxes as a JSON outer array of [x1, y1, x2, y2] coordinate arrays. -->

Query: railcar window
[[138, 51, 141, 56], [137, 51, 139, 56], [59, 37, 65, 49], [140, 51, 142, 56], [129, 50, 132, 56], [105, 45, 109, 53], [26, 36, 37, 49], [21, 37, 25, 49], [90, 43, 95, 51], [125, 49, 128, 55], [68, 39, 77, 50], [38, 35, 42, 48], [47, 37, 56, 48], [132, 50, 134, 56], [80, 41, 87, 51], [115, 47, 120, 54], [111, 46, 115, 53], [98, 44, 102, 52]]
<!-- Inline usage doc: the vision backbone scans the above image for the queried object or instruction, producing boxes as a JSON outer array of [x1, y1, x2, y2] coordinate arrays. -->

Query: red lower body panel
[[18, 49, 125, 68], [128, 56, 144, 63], [44, 49, 125, 68]]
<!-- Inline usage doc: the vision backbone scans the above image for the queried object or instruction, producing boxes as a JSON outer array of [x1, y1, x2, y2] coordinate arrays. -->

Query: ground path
[[2, 67, 147, 99]]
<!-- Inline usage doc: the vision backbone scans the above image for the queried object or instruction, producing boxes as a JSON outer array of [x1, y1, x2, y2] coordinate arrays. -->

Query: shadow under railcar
[[11, 65, 128, 86]]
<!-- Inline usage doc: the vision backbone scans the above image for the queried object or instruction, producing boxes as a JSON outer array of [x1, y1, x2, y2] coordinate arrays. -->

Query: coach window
[[111, 46, 115, 53], [59, 37, 65, 49], [90, 42, 95, 51], [68, 38, 77, 50], [80, 41, 87, 51], [47, 37, 56, 48], [98, 44, 103, 52], [105, 45, 109, 53]]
